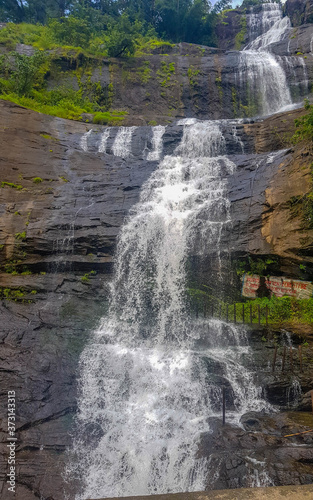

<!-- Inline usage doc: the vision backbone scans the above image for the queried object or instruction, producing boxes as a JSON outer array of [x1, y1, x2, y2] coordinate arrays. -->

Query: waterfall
[[147, 125, 166, 161], [236, 3, 295, 116], [245, 16, 291, 51], [238, 51, 292, 116], [80, 129, 92, 152], [112, 126, 137, 158], [246, 3, 284, 44], [98, 129, 110, 153], [68, 121, 269, 499]]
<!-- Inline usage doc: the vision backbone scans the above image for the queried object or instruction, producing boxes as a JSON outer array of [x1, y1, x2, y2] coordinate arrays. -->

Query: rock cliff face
[[44, 38, 313, 124], [0, 98, 313, 499], [285, 0, 313, 26]]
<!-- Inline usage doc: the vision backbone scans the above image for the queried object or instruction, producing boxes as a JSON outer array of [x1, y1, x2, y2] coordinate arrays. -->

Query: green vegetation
[[40, 134, 56, 140], [0, 287, 26, 301], [234, 256, 277, 277], [287, 112, 313, 229], [0, 0, 233, 120], [234, 15, 247, 50], [0, 286, 37, 302], [247, 296, 313, 326], [93, 111, 127, 125], [157, 61, 176, 88], [292, 99, 313, 145], [187, 66, 200, 87], [32, 177, 43, 183], [1, 181, 23, 189], [188, 287, 313, 327], [81, 270, 97, 284], [15, 231, 26, 240], [136, 40, 175, 56], [287, 193, 313, 229]]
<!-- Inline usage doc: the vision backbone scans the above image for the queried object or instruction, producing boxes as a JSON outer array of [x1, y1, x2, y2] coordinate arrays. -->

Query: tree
[[10, 50, 47, 95], [105, 14, 143, 57], [0, 0, 26, 22], [48, 15, 92, 46]]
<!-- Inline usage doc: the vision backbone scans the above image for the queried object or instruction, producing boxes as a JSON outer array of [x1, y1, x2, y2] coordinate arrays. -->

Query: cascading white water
[[246, 3, 284, 44], [68, 121, 269, 499], [112, 126, 137, 158], [245, 15, 290, 51], [238, 50, 292, 116], [80, 129, 92, 152], [237, 2, 299, 116], [98, 129, 110, 153], [147, 125, 166, 161]]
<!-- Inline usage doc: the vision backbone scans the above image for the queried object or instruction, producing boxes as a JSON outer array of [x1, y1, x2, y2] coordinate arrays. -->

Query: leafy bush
[[93, 111, 127, 125], [48, 17, 92, 48], [292, 99, 313, 144]]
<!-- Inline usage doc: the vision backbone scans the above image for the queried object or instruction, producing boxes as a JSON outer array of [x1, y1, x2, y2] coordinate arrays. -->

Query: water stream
[[69, 120, 270, 499], [70, 3, 309, 497], [238, 2, 306, 116]]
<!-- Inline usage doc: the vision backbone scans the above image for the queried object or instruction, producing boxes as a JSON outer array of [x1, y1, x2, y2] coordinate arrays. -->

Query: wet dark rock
[[297, 390, 313, 411], [0, 94, 313, 498], [199, 412, 313, 490], [285, 0, 313, 26]]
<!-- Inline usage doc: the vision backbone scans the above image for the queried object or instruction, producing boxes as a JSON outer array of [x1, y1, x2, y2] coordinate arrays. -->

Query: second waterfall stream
[[69, 120, 270, 499]]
